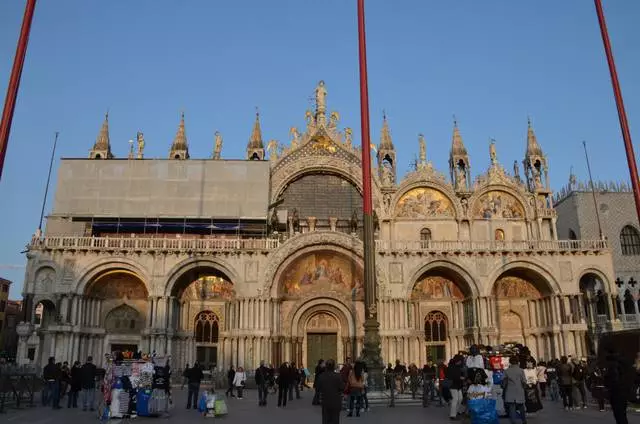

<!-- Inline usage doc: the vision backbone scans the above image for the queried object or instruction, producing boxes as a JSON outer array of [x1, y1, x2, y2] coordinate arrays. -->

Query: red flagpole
[[0, 0, 37, 181], [594, 0, 640, 224], [357, 0, 373, 216]]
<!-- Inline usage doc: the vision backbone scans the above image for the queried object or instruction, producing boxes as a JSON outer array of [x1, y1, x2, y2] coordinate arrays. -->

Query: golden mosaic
[[88, 274, 147, 300], [279, 251, 364, 300], [395, 187, 455, 218], [411, 276, 465, 301], [493, 276, 541, 299], [473, 190, 525, 219], [182, 276, 235, 301]]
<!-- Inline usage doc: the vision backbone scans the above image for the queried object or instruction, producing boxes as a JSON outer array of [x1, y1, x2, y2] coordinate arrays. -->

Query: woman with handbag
[[233, 366, 247, 399]]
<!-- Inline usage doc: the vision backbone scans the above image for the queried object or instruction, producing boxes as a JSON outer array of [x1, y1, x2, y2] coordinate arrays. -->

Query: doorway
[[425, 345, 446, 363], [307, 333, 337, 376], [196, 346, 218, 370]]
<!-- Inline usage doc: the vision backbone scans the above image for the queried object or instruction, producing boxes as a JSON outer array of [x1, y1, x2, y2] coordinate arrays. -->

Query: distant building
[[1, 300, 22, 359], [0, 278, 11, 355], [554, 176, 640, 348]]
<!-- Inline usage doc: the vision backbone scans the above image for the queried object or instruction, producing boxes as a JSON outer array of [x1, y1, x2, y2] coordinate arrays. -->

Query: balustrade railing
[[29, 234, 607, 254]]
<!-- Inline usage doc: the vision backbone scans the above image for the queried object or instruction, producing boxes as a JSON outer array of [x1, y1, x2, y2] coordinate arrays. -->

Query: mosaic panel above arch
[[306, 312, 339, 332], [411, 276, 465, 301], [87, 272, 147, 300], [500, 310, 523, 331], [395, 187, 455, 218], [279, 251, 364, 301], [472, 190, 525, 219], [105, 304, 144, 334], [181, 276, 235, 302], [493, 276, 542, 299]]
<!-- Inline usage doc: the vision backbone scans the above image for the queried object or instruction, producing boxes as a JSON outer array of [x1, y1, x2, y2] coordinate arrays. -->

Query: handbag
[[215, 398, 228, 415]]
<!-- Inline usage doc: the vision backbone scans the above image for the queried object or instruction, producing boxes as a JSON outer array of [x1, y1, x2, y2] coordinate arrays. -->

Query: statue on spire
[[213, 131, 223, 159], [136, 132, 145, 159], [418, 134, 426, 164], [315, 80, 327, 125], [489, 139, 498, 165]]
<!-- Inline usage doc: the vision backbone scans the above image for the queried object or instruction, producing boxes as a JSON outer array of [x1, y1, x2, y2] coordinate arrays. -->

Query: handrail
[[29, 234, 607, 254]]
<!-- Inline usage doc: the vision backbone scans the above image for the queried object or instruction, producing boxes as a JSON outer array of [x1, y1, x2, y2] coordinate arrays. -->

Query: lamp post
[[356, 0, 384, 390]]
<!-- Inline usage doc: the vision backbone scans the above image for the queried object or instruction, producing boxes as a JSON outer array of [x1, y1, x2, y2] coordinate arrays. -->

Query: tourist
[[503, 355, 527, 424], [312, 359, 325, 405], [233, 366, 247, 399], [288, 361, 301, 400], [186, 361, 203, 409], [346, 361, 365, 417], [81, 356, 97, 411], [316, 359, 344, 424], [545, 360, 560, 401], [447, 354, 465, 420], [225, 365, 236, 397], [604, 347, 633, 424], [571, 358, 588, 409], [60, 362, 71, 402], [557, 356, 574, 410], [277, 362, 291, 407], [361, 362, 369, 412], [255, 360, 269, 406], [589, 364, 606, 412], [42, 356, 61, 409], [535, 361, 547, 398], [181, 363, 189, 390], [68, 361, 82, 408]]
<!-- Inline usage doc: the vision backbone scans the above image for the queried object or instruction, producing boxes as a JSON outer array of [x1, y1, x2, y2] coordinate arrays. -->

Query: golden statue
[[213, 131, 223, 159], [267, 139, 279, 160], [315, 80, 327, 114], [289, 127, 300, 149], [329, 111, 340, 128], [344, 127, 353, 146], [489, 139, 498, 165], [136, 132, 145, 159]]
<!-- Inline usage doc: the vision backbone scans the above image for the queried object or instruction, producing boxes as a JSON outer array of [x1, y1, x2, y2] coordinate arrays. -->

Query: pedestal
[[360, 318, 384, 391]]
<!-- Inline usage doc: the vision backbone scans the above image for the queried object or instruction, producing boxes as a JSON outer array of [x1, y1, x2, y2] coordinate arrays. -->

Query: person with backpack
[[572, 359, 587, 409]]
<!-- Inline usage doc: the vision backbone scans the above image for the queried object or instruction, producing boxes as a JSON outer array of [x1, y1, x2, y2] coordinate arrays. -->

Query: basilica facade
[[17, 82, 616, 370]]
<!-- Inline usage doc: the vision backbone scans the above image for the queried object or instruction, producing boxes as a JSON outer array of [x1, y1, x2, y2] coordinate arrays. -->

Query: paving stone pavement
[[1, 388, 639, 424]]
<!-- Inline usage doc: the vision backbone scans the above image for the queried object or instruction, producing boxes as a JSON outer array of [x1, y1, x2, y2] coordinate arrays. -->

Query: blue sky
[[0, 1, 638, 299]]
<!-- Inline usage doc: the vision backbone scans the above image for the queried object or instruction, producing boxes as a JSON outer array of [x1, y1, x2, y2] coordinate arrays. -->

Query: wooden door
[[307, 333, 337, 378], [196, 346, 218, 369]]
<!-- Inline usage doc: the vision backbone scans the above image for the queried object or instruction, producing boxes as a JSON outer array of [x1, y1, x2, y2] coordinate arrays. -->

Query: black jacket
[[187, 366, 204, 384], [43, 363, 59, 381], [278, 365, 291, 386], [71, 365, 83, 391], [446, 363, 464, 390], [255, 366, 268, 385], [316, 371, 344, 410], [81, 362, 97, 389]]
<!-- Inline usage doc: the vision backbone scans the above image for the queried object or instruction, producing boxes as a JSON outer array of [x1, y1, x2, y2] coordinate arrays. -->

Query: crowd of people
[[40, 355, 100, 411]]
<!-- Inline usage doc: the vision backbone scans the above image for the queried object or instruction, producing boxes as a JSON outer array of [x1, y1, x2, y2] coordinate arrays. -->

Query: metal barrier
[[0, 365, 42, 413]]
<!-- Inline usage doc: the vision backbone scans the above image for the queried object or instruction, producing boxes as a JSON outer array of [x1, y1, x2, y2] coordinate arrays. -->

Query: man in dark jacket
[[316, 359, 344, 424], [80, 356, 97, 411], [68, 361, 82, 408], [447, 355, 464, 419], [312, 359, 325, 405], [225, 366, 236, 397], [186, 361, 204, 409], [42, 356, 61, 409], [604, 349, 633, 424], [255, 360, 270, 406], [277, 362, 291, 407]]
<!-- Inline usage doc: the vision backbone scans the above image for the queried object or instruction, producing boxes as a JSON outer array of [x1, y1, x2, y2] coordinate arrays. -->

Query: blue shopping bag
[[468, 398, 499, 424]]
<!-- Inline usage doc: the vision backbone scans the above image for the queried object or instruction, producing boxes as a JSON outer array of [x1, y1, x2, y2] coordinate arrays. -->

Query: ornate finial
[[128, 139, 134, 159], [418, 133, 426, 164], [136, 132, 145, 159], [255, 106, 259, 118], [383, 109, 387, 121], [453, 114, 457, 127], [315, 80, 327, 125], [489, 138, 498, 165]]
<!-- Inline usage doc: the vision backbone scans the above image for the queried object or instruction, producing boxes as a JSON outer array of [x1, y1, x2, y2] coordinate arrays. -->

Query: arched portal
[[492, 267, 553, 356], [85, 270, 148, 354], [305, 312, 340, 373], [194, 311, 220, 369]]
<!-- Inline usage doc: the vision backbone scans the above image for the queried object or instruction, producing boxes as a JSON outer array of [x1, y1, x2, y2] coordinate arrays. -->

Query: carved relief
[[395, 187, 455, 218], [279, 251, 363, 300], [307, 313, 338, 331], [35, 268, 55, 293], [182, 276, 235, 301], [88, 273, 147, 300], [500, 310, 523, 331], [245, 261, 258, 283], [473, 191, 525, 219], [493, 276, 541, 299], [105, 304, 143, 334], [411, 276, 465, 301]]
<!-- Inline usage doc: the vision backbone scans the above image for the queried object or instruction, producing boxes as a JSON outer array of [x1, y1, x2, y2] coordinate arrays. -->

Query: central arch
[[290, 297, 356, 370]]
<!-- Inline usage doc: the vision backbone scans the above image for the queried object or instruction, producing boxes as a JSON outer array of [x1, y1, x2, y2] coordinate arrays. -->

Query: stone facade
[[554, 179, 640, 336], [17, 82, 617, 370]]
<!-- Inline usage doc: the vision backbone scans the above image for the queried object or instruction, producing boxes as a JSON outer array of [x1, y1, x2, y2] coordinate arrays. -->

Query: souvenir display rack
[[100, 355, 171, 419]]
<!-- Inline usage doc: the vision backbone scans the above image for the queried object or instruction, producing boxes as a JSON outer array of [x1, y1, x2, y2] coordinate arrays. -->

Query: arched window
[[195, 311, 219, 343], [424, 311, 447, 342], [620, 225, 640, 255], [420, 228, 432, 243], [623, 290, 635, 315], [569, 229, 577, 240]]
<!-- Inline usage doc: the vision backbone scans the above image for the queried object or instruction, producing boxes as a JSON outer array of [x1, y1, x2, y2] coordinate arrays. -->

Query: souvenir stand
[[101, 353, 171, 419]]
